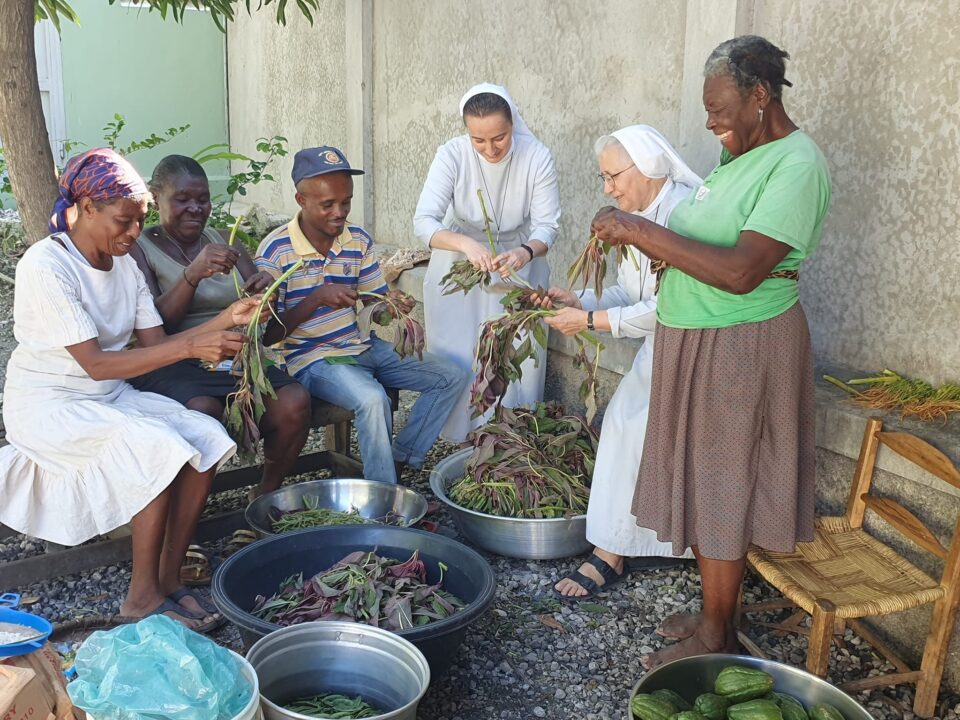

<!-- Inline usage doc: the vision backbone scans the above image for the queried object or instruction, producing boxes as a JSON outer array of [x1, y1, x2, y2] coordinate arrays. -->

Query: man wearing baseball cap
[[255, 146, 470, 484]]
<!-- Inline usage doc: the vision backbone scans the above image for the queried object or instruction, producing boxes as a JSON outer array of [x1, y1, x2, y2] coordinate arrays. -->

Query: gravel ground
[[1, 236, 959, 718]]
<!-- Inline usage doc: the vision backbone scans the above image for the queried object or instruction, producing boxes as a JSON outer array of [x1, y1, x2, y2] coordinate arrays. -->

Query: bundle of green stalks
[[471, 288, 604, 422], [824, 369, 960, 422], [448, 401, 598, 519], [567, 234, 639, 299], [357, 289, 425, 360]]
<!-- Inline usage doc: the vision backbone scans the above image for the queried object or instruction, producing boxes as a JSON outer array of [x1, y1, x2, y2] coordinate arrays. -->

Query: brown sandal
[[223, 529, 258, 557], [179, 545, 212, 586]]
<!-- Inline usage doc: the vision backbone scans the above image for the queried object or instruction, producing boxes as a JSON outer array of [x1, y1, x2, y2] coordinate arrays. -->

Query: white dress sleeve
[[526, 145, 561, 248], [414, 143, 459, 247], [578, 255, 658, 339], [15, 258, 99, 348], [133, 262, 164, 330]]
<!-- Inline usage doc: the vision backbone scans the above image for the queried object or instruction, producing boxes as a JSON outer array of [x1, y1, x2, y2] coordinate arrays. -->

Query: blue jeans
[[294, 336, 471, 483]]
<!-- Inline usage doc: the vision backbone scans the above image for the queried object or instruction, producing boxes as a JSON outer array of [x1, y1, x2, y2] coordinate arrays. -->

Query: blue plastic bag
[[67, 615, 252, 720]]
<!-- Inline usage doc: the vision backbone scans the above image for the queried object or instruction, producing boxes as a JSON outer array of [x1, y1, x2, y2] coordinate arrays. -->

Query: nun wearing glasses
[[414, 83, 561, 441], [538, 125, 701, 600]]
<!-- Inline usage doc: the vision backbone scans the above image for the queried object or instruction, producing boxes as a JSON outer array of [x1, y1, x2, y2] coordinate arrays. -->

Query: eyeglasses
[[597, 164, 635, 187]]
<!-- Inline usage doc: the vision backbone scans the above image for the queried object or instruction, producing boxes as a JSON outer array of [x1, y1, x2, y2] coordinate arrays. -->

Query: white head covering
[[459, 82, 535, 140], [608, 125, 702, 189]]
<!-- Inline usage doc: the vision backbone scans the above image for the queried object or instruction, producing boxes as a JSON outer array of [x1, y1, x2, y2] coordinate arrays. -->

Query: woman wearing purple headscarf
[[0, 149, 263, 632]]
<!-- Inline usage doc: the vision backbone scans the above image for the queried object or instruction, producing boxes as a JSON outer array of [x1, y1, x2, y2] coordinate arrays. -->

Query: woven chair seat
[[747, 515, 945, 619]]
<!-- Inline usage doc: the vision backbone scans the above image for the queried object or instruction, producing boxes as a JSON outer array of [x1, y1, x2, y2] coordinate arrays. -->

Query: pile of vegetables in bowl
[[632, 665, 849, 720], [268, 496, 407, 533], [447, 401, 598, 519]]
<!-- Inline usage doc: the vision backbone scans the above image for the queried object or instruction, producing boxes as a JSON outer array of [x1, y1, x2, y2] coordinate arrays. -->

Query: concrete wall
[[60, 0, 229, 185], [227, 0, 348, 215], [749, 0, 960, 385]]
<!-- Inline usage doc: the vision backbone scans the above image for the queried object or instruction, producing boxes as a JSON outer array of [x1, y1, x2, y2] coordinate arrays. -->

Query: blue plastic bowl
[[0, 593, 53, 658]]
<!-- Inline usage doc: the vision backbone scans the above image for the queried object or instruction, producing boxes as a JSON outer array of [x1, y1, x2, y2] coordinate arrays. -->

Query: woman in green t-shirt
[[592, 35, 832, 669]]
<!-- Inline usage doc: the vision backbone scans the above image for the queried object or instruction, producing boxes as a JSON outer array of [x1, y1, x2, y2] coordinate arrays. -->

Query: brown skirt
[[632, 302, 816, 561]]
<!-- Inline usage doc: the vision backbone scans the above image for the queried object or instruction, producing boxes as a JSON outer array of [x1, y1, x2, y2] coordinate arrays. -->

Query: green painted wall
[[59, 0, 229, 192]]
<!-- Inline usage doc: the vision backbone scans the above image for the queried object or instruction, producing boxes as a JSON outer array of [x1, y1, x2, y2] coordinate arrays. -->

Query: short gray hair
[[704, 35, 793, 100]]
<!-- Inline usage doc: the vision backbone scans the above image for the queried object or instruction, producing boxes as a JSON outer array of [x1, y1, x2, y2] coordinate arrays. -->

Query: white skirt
[[422, 246, 549, 442], [585, 340, 693, 559], [0, 383, 236, 546]]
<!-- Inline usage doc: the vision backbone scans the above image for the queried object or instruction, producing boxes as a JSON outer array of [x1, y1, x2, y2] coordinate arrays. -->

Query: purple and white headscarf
[[49, 148, 148, 233]]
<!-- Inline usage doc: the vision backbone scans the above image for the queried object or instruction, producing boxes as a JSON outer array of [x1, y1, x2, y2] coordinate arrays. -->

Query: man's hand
[[310, 284, 359, 309], [242, 271, 273, 294]]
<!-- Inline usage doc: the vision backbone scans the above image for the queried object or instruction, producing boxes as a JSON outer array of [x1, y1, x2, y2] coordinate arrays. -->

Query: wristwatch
[[586, 311, 595, 331]]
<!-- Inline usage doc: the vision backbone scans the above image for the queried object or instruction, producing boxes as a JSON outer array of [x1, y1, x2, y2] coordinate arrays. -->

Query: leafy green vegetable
[[284, 692, 381, 718]]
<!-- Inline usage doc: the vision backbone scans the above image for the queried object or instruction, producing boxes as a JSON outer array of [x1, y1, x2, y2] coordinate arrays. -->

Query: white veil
[[459, 82, 536, 140]]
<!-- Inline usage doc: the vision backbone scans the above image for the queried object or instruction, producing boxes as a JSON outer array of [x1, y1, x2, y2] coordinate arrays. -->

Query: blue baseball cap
[[291, 146, 364, 185]]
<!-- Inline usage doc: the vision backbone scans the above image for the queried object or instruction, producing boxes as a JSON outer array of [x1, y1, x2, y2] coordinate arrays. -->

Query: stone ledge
[[387, 256, 959, 494]]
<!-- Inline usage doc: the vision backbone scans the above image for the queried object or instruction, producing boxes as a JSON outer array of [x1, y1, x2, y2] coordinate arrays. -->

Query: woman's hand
[[461, 239, 496, 273], [529, 287, 582, 310], [185, 331, 247, 363], [185, 244, 241, 286], [493, 247, 531, 279], [545, 307, 590, 336], [591, 206, 646, 247], [242, 270, 273, 294], [228, 294, 268, 326]]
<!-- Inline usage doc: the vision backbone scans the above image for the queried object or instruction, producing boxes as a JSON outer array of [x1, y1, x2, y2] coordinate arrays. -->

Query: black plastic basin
[[211, 525, 496, 677]]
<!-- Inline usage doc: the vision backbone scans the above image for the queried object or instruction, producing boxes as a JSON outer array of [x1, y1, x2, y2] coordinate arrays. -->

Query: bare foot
[[554, 549, 624, 598], [641, 625, 739, 670], [656, 612, 701, 639], [120, 594, 211, 632]]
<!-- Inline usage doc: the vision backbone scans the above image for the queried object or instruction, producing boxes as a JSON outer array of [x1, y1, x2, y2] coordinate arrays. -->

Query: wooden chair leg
[[806, 599, 836, 677], [914, 595, 960, 718]]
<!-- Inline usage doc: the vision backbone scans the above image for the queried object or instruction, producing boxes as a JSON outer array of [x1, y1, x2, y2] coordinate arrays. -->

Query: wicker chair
[[743, 417, 960, 718]]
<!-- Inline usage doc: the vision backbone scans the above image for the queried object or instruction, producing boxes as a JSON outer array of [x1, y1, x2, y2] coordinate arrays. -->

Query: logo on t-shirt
[[695, 186, 711, 202]]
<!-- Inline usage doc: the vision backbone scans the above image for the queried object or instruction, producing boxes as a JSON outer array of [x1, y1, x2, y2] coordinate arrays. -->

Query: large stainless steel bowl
[[245, 478, 428, 537], [430, 448, 591, 560], [630, 653, 872, 720]]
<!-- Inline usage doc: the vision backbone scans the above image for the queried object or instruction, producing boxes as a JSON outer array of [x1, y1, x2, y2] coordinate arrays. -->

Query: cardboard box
[[0, 665, 56, 720], [0, 646, 79, 720]]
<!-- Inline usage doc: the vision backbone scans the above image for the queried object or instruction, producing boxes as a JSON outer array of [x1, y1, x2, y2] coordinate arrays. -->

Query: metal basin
[[630, 653, 872, 719], [430, 448, 591, 560], [245, 478, 428, 537], [247, 622, 429, 720]]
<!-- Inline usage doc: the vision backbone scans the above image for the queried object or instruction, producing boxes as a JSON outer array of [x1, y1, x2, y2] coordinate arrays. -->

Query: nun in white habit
[[542, 125, 701, 599], [414, 83, 561, 442]]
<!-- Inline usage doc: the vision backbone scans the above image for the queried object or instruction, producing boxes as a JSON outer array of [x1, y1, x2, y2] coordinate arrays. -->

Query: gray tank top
[[138, 226, 239, 330]]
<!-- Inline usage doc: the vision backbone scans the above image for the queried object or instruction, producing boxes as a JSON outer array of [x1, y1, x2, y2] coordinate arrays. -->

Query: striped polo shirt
[[255, 213, 387, 374]]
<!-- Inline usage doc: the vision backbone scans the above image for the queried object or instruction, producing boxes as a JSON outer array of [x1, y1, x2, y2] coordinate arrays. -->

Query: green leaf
[[579, 602, 611, 614]]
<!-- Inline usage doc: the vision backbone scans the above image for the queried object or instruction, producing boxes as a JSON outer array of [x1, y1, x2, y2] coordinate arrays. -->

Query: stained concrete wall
[[749, 0, 960, 385], [226, 0, 348, 215]]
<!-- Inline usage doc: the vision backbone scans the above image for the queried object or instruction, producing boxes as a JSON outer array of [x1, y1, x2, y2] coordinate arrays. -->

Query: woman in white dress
[[414, 83, 561, 441], [0, 149, 262, 631], [541, 126, 701, 599]]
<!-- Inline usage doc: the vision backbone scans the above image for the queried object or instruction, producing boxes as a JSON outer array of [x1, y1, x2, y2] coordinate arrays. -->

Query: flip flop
[[554, 553, 627, 602], [116, 598, 222, 634], [179, 545, 212, 586], [168, 587, 220, 617]]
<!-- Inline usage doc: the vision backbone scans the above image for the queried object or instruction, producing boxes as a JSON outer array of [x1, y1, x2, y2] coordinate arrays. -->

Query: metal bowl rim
[[245, 477, 429, 535], [628, 652, 872, 718], [430, 448, 587, 525]]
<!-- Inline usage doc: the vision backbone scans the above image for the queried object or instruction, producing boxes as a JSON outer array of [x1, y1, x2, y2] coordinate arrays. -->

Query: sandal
[[179, 545, 212, 586], [168, 587, 219, 617], [223, 529, 258, 557], [117, 598, 223, 634], [554, 553, 627, 602]]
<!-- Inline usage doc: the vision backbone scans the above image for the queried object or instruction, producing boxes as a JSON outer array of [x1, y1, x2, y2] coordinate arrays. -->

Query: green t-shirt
[[657, 130, 832, 329]]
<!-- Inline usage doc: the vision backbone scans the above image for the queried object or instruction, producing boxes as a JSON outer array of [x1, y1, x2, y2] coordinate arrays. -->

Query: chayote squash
[[653, 688, 693, 711], [771, 693, 808, 720], [726, 698, 784, 720], [809, 704, 845, 720], [671, 712, 708, 720], [632, 693, 679, 720], [714, 666, 775, 703], [693, 692, 732, 720]]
